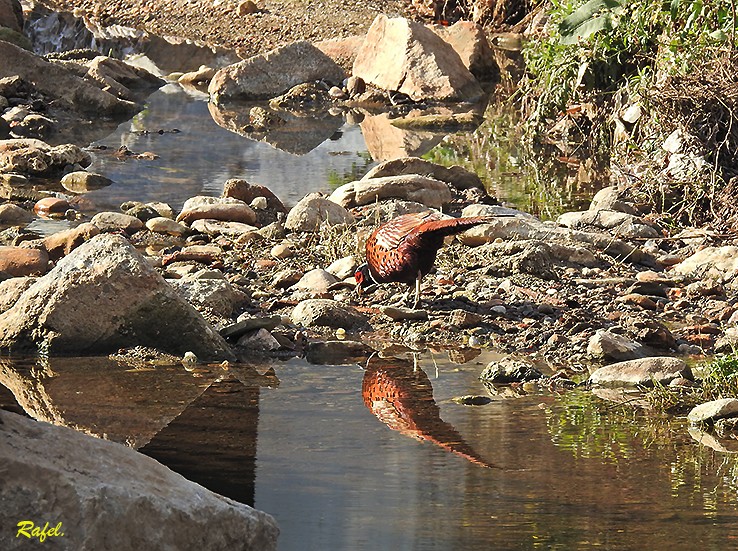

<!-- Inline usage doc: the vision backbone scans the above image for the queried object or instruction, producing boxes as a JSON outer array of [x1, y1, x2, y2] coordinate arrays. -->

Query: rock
[[122, 203, 161, 222], [291, 298, 367, 329], [305, 339, 372, 364], [0, 202, 31, 224], [293, 268, 339, 294], [0, 246, 48, 277], [315, 35, 365, 73], [589, 357, 692, 387], [60, 171, 114, 193], [237, 328, 281, 350], [353, 15, 483, 102], [380, 305, 429, 321], [0, 410, 278, 551], [452, 395, 493, 405], [688, 398, 738, 425], [270, 242, 294, 259], [0, 276, 35, 312], [271, 268, 303, 289], [222, 179, 287, 213], [588, 186, 638, 215], [178, 65, 216, 85], [449, 309, 483, 328], [33, 197, 70, 217], [190, 219, 258, 238], [587, 329, 648, 360], [671, 246, 738, 280], [361, 156, 484, 190], [617, 293, 658, 310], [0, 0, 23, 33], [0, 234, 235, 360], [285, 193, 354, 231], [169, 278, 246, 318], [431, 20, 499, 82], [41, 222, 100, 261], [326, 255, 357, 280], [209, 40, 345, 103], [237, 0, 260, 15], [177, 196, 256, 226], [220, 315, 282, 340], [480, 357, 543, 384], [330, 175, 452, 209], [91, 211, 145, 233], [0, 138, 91, 175], [146, 217, 189, 236], [557, 209, 659, 239]]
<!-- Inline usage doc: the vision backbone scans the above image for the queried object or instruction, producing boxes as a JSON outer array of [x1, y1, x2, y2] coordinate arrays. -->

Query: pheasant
[[354, 210, 497, 307]]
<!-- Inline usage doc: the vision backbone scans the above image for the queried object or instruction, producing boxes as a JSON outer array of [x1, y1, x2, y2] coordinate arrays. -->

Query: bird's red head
[[355, 263, 373, 295]]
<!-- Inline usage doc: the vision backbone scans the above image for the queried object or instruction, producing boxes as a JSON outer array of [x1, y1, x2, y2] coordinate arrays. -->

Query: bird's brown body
[[355, 211, 494, 305]]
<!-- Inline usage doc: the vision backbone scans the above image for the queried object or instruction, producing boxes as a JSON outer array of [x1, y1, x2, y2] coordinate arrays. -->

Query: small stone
[[190, 219, 258, 238], [270, 243, 294, 259], [449, 309, 482, 328], [617, 293, 658, 310], [328, 86, 347, 99], [291, 299, 367, 329], [380, 306, 429, 321], [452, 395, 492, 406], [177, 196, 256, 226], [345, 75, 366, 98], [490, 305, 507, 315], [688, 398, 738, 425], [146, 217, 189, 236], [0, 203, 32, 224], [61, 171, 113, 192], [33, 197, 70, 217], [42, 222, 100, 261], [587, 329, 647, 361], [250, 196, 268, 210], [237, 0, 259, 15], [272, 268, 303, 289], [293, 269, 339, 294], [589, 357, 692, 387], [480, 357, 543, 384], [237, 328, 281, 350], [326, 255, 357, 280], [91, 211, 145, 233], [221, 315, 282, 340]]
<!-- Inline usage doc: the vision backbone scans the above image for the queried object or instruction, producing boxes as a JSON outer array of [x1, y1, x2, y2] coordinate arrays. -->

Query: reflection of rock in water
[[140, 374, 261, 506], [362, 356, 497, 468], [359, 112, 444, 161], [0, 356, 216, 448], [208, 102, 344, 155]]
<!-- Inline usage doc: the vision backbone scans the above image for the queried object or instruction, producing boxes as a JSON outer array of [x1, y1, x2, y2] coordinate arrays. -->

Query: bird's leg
[[412, 270, 422, 309]]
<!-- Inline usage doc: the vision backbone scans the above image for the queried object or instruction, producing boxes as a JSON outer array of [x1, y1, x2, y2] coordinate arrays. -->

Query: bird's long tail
[[419, 214, 508, 238]]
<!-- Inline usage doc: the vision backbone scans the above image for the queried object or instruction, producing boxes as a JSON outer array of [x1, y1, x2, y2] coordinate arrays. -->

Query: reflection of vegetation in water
[[423, 100, 604, 220], [326, 152, 375, 190], [548, 391, 738, 505]]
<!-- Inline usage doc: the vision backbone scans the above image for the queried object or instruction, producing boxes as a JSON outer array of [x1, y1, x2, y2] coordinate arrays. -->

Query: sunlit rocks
[[177, 65, 216, 86], [0, 233, 235, 360], [208, 40, 345, 103], [587, 329, 648, 361], [146, 216, 189, 236], [177, 196, 257, 226], [0, 202, 31, 223], [0, 410, 279, 551], [363, 157, 484, 190], [90, 211, 145, 234], [60, 171, 113, 193], [189, 219, 258, 238], [41, 222, 100, 261], [0, 245, 48, 277], [0, 276, 35, 312], [671, 246, 738, 281], [222, 179, 287, 213], [292, 268, 339, 294], [0, 138, 90, 175], [480, 357, 543, 384], [329, 175, 452, 209], [290, 298, 367, 329], [688, 398, 738, 425], [353, 15, 483, 102], [285, 192, 354, 231], [589, 357, 692, 387], [169, 278, 247, 318], [430, 20, 499, 82], [33, 196, 69, 217], [314, 35, 364, 72]]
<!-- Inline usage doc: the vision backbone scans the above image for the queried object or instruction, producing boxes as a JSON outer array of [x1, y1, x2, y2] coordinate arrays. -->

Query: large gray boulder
[[589, 356, 692, 387], [209, 41, 345, 103], [353, 15, 483, 102], [329, 175, 453, 209], [0, 410, 278, 551], [0, 234, 235, 360]]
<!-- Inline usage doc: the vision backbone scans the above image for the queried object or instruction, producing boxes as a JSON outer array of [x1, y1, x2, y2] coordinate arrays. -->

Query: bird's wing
[[371, 211, 443, 252]]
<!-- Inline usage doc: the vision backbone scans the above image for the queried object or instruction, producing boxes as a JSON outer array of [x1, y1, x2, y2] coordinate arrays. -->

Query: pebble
[[452, 395, 492, 406], [91, 211, 144, 233], [380, 306, 429, 321], [146, 217, 189, 236], [270, 243, 294, 259], [250, 196, 268, 210], [237, 0, 259, 15], [33, 197, 70, 217]]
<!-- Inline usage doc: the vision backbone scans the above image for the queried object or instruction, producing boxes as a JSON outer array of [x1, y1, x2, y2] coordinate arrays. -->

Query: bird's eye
[[354, 271, 363, 284]]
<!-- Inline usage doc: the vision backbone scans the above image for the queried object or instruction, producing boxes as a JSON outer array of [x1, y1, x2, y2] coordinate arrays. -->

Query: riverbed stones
[[177, 196, 256, 226], [222, 179, 287, 213], [169, 278, 246, 318], [0, 409, 278, 551], [330, 175, 453, 209], [362, 156, 484, 190], [285, 193, 354, 231], [0, 246, 48, 277], [671, 246, 738, 281], [0, 138, 91, 175], [61, 171, 114, 192], [0, 202, 31, 223], [380, 305, 429, 321], [209, 40, 345, 103], [220, 315, 282, 340], [589, 357, 692, 387], [688, 398, 738, 425], [91, 211, 145, 233], [146, 216, 189, 236], [292, 268, 339, 294], [0, 276, 35, 312], [41, 222, 100, 261], [290, 298, 367, 328], [0, 0, 23, 33], [0, 233, 235, 360], [353, 15, 483, 102], [190, 219, 258, 238], [326, 255, 357, 280], [587, 329, 648, 361], [480, 357, 543, 384]]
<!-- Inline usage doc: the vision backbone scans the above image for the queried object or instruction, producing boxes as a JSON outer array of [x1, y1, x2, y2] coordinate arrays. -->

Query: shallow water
[[3, 352, 738, 550]]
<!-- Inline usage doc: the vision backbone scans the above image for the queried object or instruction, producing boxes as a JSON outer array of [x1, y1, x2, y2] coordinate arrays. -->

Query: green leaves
[[558, 0, 622, 44]]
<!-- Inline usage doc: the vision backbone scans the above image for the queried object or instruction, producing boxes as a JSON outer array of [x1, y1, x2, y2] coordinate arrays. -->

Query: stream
[[3, 3, 738, 550]]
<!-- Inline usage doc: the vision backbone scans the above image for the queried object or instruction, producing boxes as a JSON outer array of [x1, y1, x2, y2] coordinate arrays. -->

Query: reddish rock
[[431, 20, 499, 82], [0, 246, 48, 276], [33, 197, 70, 217], [315, 35, 365, 73], [42, 222, 100, 261], [222, 179, 287, 212]]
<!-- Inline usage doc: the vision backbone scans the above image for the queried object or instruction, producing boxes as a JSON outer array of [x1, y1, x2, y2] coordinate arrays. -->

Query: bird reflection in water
[[361, 354, 498, 469]]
